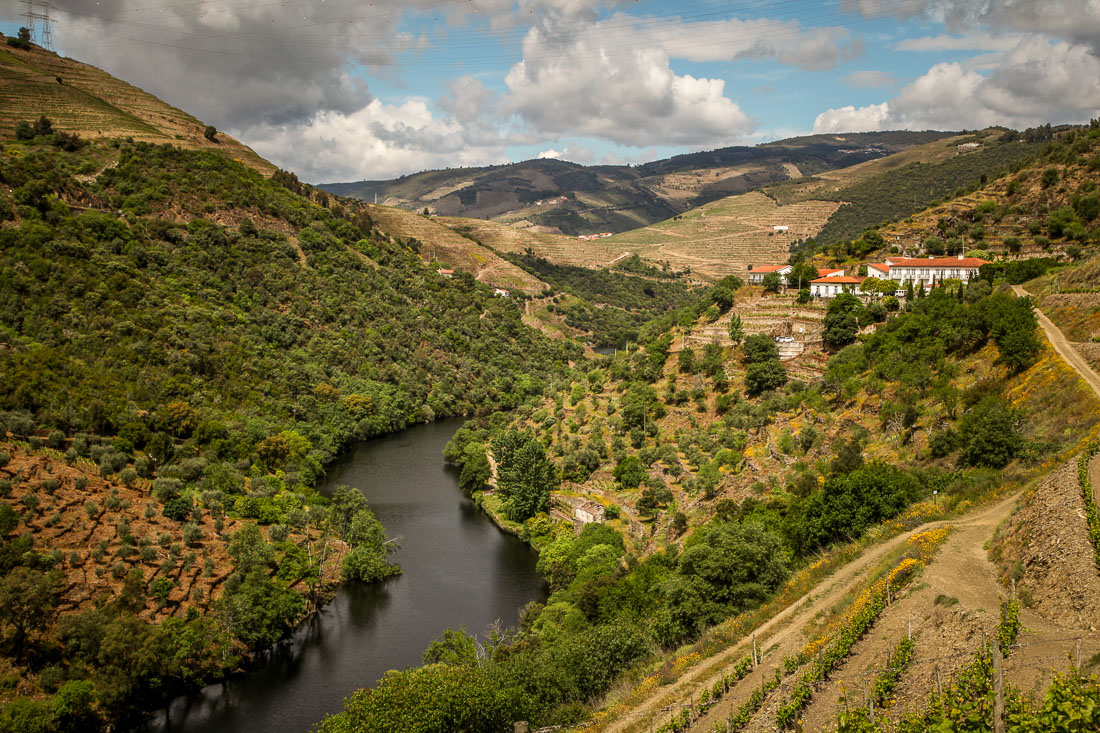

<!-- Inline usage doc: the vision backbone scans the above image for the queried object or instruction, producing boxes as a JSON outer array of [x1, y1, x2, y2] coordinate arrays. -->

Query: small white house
[[810, 275, 865, 298], [817, 268, 845, 278], [773, 225, 789, 233], [493, 288, 510, 297], [748, 264, 792, 286]]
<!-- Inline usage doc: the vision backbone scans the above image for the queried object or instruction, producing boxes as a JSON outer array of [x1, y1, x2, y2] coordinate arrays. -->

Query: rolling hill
[[320, 132, 953, 236], [0, 40, 273, 173]]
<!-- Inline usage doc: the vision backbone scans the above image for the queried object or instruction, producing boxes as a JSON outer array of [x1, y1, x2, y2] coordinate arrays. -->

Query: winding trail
[[1013, 284, 1100, 400]]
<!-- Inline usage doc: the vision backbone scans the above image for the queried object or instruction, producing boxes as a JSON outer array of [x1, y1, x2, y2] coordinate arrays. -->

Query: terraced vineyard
[[366, 205, 548, 293], [602, 192, 841, 280], [0, 43, 273, 173]]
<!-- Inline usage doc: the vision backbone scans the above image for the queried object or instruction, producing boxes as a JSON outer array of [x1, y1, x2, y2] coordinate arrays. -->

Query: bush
[[959, 397, 1021, 468], [163, 497, 193, 522]]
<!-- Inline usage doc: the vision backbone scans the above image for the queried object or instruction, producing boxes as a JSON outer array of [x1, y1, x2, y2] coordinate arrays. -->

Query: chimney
[[958, 254, 964, 260], [928, 255, 934, 259]]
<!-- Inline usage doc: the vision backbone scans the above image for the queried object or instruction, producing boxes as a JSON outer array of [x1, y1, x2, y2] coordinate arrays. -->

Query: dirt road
[[1013, 284, 1100, 400], [602, 495, 1019, 733]]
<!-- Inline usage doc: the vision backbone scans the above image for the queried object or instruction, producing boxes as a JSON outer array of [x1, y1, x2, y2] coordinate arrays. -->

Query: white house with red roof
[[810, 275, 866, 298], [748, 264, 792, 285], [817, 268, 845, 278], [882, 255, 989, 285], [866, 262, 891, 279]]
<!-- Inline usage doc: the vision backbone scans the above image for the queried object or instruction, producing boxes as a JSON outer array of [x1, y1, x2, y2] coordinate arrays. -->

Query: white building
[[810, 275, 866, 298], [882, 255, 989, 285], [866, 263, 891, 279], [748, 264, 792, 286], [773, 225, 789, 233]]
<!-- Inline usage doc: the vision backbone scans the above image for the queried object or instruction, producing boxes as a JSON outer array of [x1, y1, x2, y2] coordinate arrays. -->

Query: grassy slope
[[364, 204, 548, 293], [0, 43, 274, 174]]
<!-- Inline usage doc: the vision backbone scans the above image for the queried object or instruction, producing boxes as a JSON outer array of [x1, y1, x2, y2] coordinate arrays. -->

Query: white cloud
[[895, 31, 1024, 52], [241, 98, 510, 182], [814, 36, 1100, 133], [501, 15, 762, 148], [813, 103, 890, 133], [537, 149, 562, 159]]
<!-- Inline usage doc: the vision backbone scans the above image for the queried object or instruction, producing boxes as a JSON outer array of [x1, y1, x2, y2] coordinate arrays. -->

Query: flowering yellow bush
[[908, 526, 951, 559], [672, 652, 701, 673]]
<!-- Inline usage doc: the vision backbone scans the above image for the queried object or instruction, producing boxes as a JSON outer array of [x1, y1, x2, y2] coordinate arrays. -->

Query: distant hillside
[[320, 132, 953, 236], [768, 129, 1048, 245], [0, 41, 273, 173], [844, 124, 1100, 262]]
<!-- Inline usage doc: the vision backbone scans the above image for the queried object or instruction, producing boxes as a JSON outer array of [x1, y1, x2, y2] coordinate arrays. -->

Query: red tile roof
[[810, 276, 865, 284], [751, 264, 790, 273], [817, 268, 844, 276], [888, 257, 990, 268], [866, 263, 891, 273]]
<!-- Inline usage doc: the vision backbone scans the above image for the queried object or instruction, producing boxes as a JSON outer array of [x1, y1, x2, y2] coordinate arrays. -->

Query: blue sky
[[3, 1, 1099, 182]]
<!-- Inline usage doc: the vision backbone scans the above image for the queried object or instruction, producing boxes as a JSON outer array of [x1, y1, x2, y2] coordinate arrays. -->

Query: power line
[[22, 0, 54, 50]]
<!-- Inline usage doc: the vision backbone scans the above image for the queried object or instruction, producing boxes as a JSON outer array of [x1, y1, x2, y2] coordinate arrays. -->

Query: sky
[[3, 0, 1100, 183]]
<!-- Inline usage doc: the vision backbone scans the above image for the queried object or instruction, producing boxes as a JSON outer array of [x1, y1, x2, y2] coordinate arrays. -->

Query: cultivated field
[[0, 44, 273, 173]]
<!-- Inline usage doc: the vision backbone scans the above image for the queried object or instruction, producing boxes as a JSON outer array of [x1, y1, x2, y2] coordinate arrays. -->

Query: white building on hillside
[[810, 275, 865, 298], [882, 255, 989, 285], [748, 264, 792, 286]]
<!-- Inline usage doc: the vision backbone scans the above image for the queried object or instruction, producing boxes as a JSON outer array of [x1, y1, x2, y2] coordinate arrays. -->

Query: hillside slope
[[0, 129, 580, 728], [0, 41, 273, 173], [321, 132, 953, 236]]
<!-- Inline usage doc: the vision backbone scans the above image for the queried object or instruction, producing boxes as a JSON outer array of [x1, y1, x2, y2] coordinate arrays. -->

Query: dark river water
[[149, 419, 547, 733]]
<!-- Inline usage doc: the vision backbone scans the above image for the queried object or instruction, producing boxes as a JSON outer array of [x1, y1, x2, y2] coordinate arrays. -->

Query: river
[[147, 419, 547, 732]]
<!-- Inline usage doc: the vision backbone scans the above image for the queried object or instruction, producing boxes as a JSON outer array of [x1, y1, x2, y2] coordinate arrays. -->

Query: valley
[[2, 35, 1100, 733]]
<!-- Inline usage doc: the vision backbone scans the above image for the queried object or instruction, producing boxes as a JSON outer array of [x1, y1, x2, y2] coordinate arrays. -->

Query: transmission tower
[[22, 0, 54, 51]]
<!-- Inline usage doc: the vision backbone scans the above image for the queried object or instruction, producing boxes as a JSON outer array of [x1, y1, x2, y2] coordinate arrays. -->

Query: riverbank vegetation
[[319, 250, 1099, 729], [0, 128, 579, 729]]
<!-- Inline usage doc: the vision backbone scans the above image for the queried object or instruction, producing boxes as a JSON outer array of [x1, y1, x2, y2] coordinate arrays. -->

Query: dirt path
[[1013, 284, 1100, 400], [603, 495, 1019, 733], [690, 492, 1021, 733]]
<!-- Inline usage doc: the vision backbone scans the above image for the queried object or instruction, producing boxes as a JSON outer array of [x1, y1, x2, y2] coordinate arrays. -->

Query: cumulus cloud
[[815, 36, 1100, 133], [503, 15, 758, 148], [813, 103, 890, 133], [244, 97, 511, 182], [847, 0, 1100, 52]]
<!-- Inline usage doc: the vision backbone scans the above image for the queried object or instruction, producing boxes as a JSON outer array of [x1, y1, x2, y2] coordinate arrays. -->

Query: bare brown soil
[[0, 442, 343, 622]]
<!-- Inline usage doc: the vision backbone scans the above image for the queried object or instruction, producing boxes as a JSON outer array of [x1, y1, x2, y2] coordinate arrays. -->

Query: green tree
[[203, 125, 218, 142], [493, 430, 557, 522], [727, 313, 744, 345], [458, 442, 491, 495], [742, 333, 778, 364], [744, 360, 787, 395], [761, 272, 782, 293], [613, 455, 646, 489], [959, 397, 1021, 468], [0, 567, 60, 657], [823, 293, 863, 348]]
